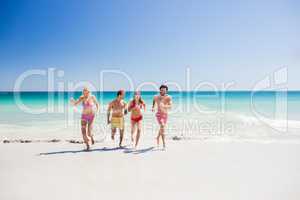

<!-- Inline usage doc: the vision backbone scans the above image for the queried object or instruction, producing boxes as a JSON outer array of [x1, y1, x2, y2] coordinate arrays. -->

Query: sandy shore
[[0, 140, 300, 200]]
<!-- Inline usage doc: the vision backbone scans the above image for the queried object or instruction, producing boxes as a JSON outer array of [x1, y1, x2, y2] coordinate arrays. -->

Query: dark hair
[[117, 90, 125, 97], [159, 84, 168, 91]]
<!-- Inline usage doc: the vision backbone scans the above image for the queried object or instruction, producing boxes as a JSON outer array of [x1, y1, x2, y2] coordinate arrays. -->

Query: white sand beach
[[1, 0, 300, 199], [1, 139, 300, 200]]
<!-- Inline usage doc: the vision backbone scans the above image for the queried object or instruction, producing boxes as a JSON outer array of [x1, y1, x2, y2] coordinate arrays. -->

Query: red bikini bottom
[[131, 115, 143, 123]]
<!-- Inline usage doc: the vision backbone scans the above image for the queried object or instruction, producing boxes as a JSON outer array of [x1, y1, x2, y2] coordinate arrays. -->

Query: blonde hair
[[83, 87, 90, 92]]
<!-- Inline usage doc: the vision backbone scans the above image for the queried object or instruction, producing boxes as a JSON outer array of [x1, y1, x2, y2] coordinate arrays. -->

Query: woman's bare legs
[[87, 120, 95, 145], [81, 120, 90, 150], [130, 121, 136, 143], [135, 121, 142, 148]]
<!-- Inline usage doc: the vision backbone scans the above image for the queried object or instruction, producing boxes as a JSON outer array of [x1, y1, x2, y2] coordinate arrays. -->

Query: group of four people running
[[71, 85, 172, 151]]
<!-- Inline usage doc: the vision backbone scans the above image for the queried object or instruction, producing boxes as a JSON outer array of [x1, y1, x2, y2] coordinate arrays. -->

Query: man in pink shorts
[[152, 85, 172, 149]]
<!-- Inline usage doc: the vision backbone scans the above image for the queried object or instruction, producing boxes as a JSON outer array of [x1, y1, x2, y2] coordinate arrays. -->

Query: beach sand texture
[[1, 139, 300, 200]]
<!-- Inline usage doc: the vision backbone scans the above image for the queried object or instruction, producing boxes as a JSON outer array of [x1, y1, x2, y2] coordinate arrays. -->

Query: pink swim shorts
[[156, 112, 168, 125]]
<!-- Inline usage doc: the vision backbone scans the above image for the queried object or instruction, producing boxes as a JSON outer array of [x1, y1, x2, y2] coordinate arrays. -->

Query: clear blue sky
[[0, 0, 299, 91]]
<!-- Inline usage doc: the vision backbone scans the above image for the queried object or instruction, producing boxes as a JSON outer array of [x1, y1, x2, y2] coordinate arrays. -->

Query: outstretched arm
[[143, 101, 146, 112], [93, 96, 100, 113], [70, 96, 83, 106], [128, 101, 133, 112]]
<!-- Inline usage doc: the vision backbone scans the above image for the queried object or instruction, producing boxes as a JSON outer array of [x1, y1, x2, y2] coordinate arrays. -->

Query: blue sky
[[0, 0, 299, 91]]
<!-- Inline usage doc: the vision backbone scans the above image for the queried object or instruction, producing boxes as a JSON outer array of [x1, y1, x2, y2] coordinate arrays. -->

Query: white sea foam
[[1, 96, 300, 142]]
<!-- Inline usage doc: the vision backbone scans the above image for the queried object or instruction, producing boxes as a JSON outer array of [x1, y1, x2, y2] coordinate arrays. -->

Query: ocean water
[[1, 91, 300, 142]]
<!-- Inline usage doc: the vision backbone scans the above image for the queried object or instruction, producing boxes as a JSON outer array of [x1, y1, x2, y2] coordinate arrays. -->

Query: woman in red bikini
[[128, 91, 146, 149], [71, 87, 100, 150]]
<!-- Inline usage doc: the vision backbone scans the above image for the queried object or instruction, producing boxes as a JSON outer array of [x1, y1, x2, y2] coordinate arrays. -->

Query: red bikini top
[[129, 101, 143, 110]]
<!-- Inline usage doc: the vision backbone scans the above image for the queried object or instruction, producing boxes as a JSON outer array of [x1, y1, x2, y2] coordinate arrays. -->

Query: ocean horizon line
[[1, 90, 300, 93]]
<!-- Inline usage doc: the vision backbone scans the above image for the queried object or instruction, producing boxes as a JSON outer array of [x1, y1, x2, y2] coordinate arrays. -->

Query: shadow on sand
[[123, 146, 155, 154], [39, 146, 157, 156], [39, 146, 128, 156]]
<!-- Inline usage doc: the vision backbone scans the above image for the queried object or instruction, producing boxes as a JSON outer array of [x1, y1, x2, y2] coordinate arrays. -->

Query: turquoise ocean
[[1, 91, 300, 142]]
